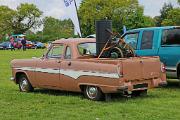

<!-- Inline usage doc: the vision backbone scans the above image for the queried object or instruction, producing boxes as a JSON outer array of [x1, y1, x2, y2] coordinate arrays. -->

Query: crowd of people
[[9, 36, 27, 51]]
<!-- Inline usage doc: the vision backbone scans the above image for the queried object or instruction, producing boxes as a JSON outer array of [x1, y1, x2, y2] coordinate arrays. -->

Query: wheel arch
[[15, 72, 28, 84], [79, 84, 103, 93]]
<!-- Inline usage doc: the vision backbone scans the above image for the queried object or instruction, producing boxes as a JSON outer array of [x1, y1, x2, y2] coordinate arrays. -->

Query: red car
[[14, 41, 22, 49], [26, 41, 35, 49]]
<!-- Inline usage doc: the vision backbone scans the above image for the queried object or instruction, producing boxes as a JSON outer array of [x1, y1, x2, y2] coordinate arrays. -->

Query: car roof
[[52, 38, 96, 44], [127, 26, 180, 32]]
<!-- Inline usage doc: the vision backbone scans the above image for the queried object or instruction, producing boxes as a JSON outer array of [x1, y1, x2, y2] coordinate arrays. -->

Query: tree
[[11, 3, 42, 34], [143, 16, 155, 27], [0, 3, 42, 36], [155, 3, 173, 26], [79, 0, 153, 36], [42, 17, 73, 42], [0, 6, 14, 36], [162, 8, 180, 26]]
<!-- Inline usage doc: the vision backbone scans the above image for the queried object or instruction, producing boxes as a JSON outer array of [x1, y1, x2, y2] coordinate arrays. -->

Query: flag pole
[[73, 0, 82, 37]]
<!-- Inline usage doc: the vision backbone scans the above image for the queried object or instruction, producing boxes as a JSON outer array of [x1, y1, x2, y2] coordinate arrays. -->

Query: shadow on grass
[[165, 79, 180, 89], [30, 88, 159, 102], [26, 80, 180, 102], [31, 89, 134, 102], [33, 89, 83, 98]]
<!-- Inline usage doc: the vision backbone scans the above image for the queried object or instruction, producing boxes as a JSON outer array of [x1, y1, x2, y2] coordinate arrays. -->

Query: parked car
[[86, 34, 96, 38], [11, 38, 166, 101], [0, 42, 11, 50], [26, 41, 35, 49], [34, 42, 45, 49], [122, 26, 180, 79], [14, 41, 22, 49]]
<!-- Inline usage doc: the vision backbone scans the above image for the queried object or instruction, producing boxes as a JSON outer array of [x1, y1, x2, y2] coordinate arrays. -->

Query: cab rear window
[[162, 28, 180, 45], [78, 43, 96, 56]]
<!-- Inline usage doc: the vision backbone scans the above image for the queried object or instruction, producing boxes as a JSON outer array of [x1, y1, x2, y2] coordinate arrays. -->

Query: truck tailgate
[[121, 57, 161, 81]]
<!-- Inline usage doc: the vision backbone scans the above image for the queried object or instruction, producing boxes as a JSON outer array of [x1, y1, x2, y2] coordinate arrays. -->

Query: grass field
[[0, 49, 180, 120]]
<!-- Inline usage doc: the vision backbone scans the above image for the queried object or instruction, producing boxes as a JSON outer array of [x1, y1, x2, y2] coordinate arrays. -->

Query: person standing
[[10, 37, 15, 51], [21, 37, 26, 51]]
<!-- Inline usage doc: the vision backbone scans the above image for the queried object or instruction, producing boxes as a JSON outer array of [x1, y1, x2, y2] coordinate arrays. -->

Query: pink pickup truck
[[11, 38, 166, 101]]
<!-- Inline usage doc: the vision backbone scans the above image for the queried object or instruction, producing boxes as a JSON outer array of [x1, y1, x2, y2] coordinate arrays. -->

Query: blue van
[[122, 26, 180, 79]]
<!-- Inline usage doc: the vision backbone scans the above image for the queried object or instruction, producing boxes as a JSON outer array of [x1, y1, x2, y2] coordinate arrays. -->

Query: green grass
[[0, 49, 180, 120]]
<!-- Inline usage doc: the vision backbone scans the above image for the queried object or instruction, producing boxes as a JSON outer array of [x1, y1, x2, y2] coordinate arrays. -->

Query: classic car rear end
[[11, 38, 166, 101], [75, 57, 166, 95]]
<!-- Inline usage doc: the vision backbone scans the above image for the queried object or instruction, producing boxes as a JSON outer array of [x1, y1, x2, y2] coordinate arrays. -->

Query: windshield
[[27, 41, 32, 44], [78, 42, 96, 56]]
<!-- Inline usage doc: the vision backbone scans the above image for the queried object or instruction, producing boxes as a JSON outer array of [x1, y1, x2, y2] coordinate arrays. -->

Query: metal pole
[[73, 0, 82, 37]]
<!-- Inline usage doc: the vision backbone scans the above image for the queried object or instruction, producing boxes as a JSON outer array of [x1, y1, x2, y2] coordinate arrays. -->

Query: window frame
[[77, 42, 96, 56], [64, 46, 72, 59], [46, 44, 64, 59], [161, 28, 180, 46]]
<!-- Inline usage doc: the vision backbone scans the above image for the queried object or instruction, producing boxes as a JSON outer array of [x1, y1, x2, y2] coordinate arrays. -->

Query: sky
[[0, 0, 179, 19]]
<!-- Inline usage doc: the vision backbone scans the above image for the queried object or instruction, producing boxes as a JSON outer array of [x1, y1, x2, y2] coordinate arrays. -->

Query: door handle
[[68, 62, 71, 66]]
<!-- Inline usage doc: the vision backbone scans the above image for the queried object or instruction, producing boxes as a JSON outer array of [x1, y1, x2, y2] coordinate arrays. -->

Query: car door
[[60, 45, 79, 91], [158, 28, 180, 71], [136, 29, 159, 56], [35, 44, 64, 88]]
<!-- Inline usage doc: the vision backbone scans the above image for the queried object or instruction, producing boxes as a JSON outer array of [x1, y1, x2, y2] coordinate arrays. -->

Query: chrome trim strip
[[14, 67, 121, 79], [165, 66, 176, 71]]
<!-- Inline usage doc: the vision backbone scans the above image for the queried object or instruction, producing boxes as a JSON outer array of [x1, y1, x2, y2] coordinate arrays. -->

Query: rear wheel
[[19, 74, 34, 92], [84, 86, 103, 101]]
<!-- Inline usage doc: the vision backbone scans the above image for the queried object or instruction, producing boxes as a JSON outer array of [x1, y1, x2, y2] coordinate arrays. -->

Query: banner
[[64, 0, 82, 37]]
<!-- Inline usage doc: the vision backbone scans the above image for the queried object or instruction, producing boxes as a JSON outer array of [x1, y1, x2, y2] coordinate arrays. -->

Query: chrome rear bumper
[[158, 81, 167, 87]]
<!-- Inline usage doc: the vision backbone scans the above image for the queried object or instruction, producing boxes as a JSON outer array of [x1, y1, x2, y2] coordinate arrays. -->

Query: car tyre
[[19, 74, 34, 92], [84, 86, 103, 101]]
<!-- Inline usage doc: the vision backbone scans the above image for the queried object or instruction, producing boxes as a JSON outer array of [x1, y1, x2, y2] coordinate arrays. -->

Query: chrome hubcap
[[20, 78, 28, 91], [86, 86, 98, 99]]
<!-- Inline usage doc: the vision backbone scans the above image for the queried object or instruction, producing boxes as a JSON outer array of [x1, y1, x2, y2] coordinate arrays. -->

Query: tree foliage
[[0, 6, 14, 35], [79, 0, 154, 36], [162, 8, 180, 26], [12, 3, 42, 34], [154, 3, 173, 26], [0, 3, 42, 36], [42, 17, 74, 42], [155, 1, 180, 26]]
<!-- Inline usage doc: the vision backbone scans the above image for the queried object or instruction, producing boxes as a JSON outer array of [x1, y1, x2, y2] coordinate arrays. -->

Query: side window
[[47, 45, 64, 58], [162, 28, 180, 45], [64, 46, 71, 59], [141, 30, 154, 49], [124, 33, 139, 49], [78, 43, 96, 56]]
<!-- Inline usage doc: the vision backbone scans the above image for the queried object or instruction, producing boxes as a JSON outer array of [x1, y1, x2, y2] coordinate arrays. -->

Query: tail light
[[161, 63, 166, 73]]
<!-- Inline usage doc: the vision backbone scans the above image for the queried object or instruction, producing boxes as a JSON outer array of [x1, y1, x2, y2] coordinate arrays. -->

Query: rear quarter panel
[[60, 59, 122, 93]]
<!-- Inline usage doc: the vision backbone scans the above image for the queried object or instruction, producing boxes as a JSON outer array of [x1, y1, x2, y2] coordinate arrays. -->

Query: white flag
[[64, 0, 82, 37]]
